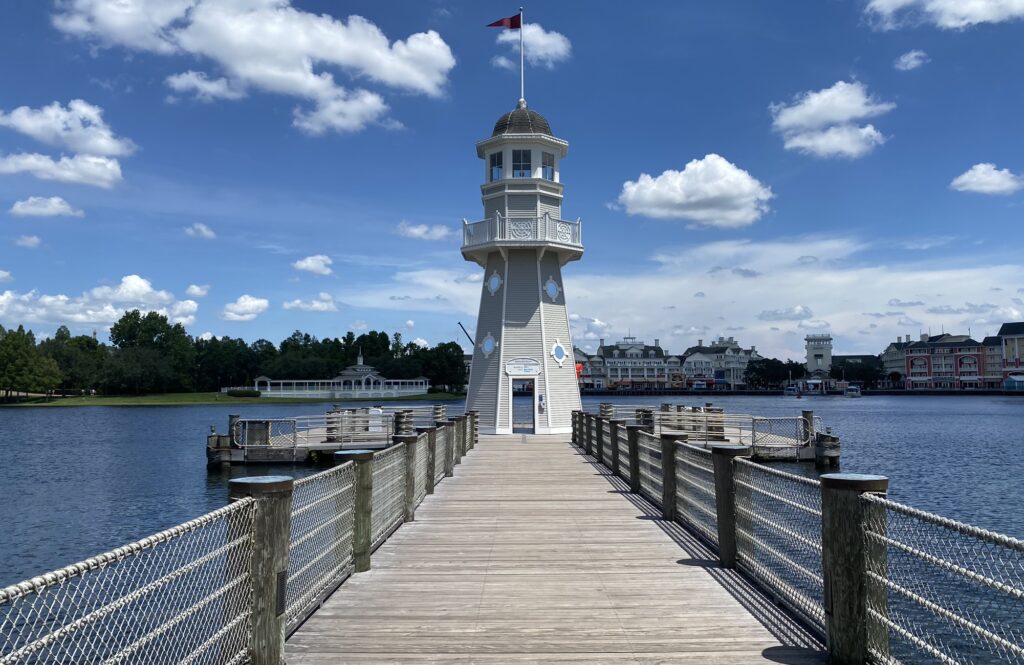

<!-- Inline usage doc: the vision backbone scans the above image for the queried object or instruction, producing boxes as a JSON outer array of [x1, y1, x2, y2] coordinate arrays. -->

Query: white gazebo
[[242, 352, 429, 399]]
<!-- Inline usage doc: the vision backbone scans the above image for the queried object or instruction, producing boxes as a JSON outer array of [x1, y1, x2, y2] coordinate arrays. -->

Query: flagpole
[[519, 7, 525, 102]]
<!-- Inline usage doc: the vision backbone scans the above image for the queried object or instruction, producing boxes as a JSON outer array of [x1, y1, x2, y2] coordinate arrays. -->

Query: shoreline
[[0, 392, 468, 408]]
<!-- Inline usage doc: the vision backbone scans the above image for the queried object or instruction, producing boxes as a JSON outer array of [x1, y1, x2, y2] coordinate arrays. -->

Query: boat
[[784, 386, 800, 397], [844, 385, 862, 398]]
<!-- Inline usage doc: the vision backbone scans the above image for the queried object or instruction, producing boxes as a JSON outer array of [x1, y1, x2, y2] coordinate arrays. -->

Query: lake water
[[1, 394, 1021, 585]]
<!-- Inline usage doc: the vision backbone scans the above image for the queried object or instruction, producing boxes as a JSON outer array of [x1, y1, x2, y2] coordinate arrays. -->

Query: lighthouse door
[[511, 378, 535, 433]]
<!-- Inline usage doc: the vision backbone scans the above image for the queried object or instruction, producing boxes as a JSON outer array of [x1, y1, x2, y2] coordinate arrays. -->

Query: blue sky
[[1, 0, 1023, 360]]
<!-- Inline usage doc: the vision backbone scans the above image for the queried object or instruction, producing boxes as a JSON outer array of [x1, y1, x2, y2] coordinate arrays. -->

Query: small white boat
[[844, 386, 862, 398], [784, 386, 800, 397]]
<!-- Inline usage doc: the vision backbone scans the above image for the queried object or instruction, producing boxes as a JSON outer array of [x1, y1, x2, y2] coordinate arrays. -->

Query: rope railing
[[861, 493, 1024, 665], [0, 500, 255, 665]]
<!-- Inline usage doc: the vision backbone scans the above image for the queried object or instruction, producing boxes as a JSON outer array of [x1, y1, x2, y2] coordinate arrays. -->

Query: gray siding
[[539, 253, 581, 428], [507, 194, 536, 217], [466, 253, 506, 430], [484, 196, 503, 221], [538, 195, 561, 220]]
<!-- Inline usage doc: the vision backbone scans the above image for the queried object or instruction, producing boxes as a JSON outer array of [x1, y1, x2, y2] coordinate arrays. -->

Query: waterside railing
[[462, 213, 582, 249], [0, 412, 478, 665], [574, 410, 1024, 665]]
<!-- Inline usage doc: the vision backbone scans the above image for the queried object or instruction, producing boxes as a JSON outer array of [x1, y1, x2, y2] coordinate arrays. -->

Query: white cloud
[[770, 81, 896, 158], [53, 1, 456, 135], [15, 235, 41, 249], [184, 222, 216, 239], [9, 196, 84, 217], [411, 336, 429, 347], [282, 292, 337, 312], [866, 0, 1024, 29], [0, 270, 11, 283], [350, 319, 368, 331], [166, 70, 245, 101], [0, 153, 122, 188], [0, 273, 197, 328], [0, 99, 136, 156], [950, 163, 1024, 195], [617, 154, 773, 227], [396, 220, 452, 240], [198, 331, 214, 341], [758, 305, 815, 321], [894, 49, 930, 71], [293, 254, 333, 275], [222, 294, 268, 321], [495, 23, 571, 69], [185, 284, 210, 297], [405, 319, 415, 329]]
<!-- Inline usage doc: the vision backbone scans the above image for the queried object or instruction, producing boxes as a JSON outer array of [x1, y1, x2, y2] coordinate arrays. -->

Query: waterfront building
[[998, 322, 1024, 389], [804, 334, 833, 384], [904, 333, 983, 390], [681, 337, 761, 389], [583, 337, 682, 391], [242, 351, 429, 398], [461, 99, 582, 434], [880, 335, 913, 387], [982, 336, 1004, 389]]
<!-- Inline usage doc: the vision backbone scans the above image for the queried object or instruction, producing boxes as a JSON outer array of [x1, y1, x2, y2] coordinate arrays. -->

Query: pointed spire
[[357, 347, 364, 366]]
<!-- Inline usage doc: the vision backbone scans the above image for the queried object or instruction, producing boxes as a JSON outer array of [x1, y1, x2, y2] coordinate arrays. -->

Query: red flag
[[487, 13, 521, 29]]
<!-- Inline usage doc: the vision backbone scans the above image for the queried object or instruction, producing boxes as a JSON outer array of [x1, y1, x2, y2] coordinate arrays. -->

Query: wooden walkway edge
[[286, 434, 826, 663]]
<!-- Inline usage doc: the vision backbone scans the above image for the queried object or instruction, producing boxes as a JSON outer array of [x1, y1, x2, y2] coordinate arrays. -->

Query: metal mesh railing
[[232, 419, 296, 448], [413, 432, 429, 506], [734, 458, 824, 631], [861, 494, 1024, 665], [285, 462, 355, 634], [636, 431, 662, 507], [370, 444, 407, 551], [0, 500, 255, 665], [674, 443, 718, 546]]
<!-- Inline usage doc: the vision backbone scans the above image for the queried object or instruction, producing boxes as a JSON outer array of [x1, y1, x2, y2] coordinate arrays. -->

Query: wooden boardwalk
[[286, 434, 826, 663]]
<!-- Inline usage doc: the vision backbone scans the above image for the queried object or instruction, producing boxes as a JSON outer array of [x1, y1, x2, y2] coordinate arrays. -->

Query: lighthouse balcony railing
[[462, 213, 582, 249]]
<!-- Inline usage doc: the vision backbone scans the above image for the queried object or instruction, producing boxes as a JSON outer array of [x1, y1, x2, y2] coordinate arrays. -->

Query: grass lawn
[[1, 392, 467, 407]]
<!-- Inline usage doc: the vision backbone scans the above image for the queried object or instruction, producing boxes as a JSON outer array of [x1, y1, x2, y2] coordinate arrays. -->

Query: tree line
[[743, 356, 885, 388], [0, 310, 467, 399]]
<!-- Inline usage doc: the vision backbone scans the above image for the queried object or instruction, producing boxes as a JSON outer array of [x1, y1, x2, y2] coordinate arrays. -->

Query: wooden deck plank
[[286, 434, 824, 663]]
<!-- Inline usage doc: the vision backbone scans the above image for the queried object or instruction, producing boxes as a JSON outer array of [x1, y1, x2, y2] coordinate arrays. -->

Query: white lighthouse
[[462, 99, 583, 435]]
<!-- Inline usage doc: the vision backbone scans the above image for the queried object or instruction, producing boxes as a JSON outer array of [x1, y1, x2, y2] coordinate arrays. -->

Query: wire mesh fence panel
[[861, 494, 1024, 665], [414, 433, 429, 506], [674, 443, 718, 546], [434, 428, 447, 486], [0, 500, 255, 665], [371, 444, 407, 551], [636, 432, 663, 508], [617, 428, 631, 484], [285, 462, 355, 634], [232, 419, 296, 448], [751, 417, 806, 457], [734, 458, 824, 633]]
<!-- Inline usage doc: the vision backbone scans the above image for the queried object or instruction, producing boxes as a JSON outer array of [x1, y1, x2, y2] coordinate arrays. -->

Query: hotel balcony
[[461, 213, 583, 267]]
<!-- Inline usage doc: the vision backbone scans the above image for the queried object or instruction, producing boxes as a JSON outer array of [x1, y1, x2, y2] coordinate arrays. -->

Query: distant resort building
[[230, 352, 430, 399]]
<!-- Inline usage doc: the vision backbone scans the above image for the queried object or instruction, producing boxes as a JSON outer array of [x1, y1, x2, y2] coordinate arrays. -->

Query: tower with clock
[[461, 98, 583, 434]]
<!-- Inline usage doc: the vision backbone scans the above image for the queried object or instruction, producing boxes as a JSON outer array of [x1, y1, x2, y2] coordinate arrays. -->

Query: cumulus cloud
[[758, 305, 814, 321], [53, 1, 456, 134], [405, 319, 415, 329], [0, 270, 12, 282], [222, 294, 269, 321], [9, 196, 84, 217], [293, 254, 333, 275], [0, 153, 122, 188], [186, 284, 209, 297], [894, 49, 930, 70], [396, 220, 451, 240], [770, 81, 895, 158], [0, 274, 198, 328], [15, 235, 41, 249], [494, 23, 571, 69], [282, 292, 337, 312], [411, 336, 429, 347], [184, 222, 216, 239], [166, 70, 245, 102], [0, 99, 136, 156], [950, 163, 1024, 195], [866, 0, 1024, 29], [617, 154, 773, 227]]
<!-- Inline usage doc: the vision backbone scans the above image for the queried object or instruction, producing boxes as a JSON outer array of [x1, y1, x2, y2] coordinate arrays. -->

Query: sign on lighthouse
[[461, 98, 583, 434]]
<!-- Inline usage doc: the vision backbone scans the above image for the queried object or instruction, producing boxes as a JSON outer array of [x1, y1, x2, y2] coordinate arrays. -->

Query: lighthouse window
[[489, 152, 503, 181], [542, 152, 555, 180], [512, 149, 531, 178]]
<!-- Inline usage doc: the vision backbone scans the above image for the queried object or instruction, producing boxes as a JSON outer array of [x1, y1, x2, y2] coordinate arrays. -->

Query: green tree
[[0, 325, 63, 399], [38, 326, 108, 393], [107, 310, 195, 393]]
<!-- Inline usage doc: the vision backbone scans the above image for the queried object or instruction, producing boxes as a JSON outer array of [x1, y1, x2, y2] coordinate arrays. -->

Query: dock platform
[[286, 434, 825, 663]]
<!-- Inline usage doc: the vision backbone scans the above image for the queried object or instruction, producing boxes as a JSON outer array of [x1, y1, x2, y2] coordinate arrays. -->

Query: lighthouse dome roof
[[492, 99, 552, 137]]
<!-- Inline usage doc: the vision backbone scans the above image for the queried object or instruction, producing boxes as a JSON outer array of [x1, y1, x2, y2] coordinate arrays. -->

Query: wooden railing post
[[609, 418, 624, 477], [659, 434, 683, 520], [821, 473, 890, 665], [468, 410, 478, 449], [396, 434, 418, 522], [627, 425, 642, 492], [334, 450, 374, 573], [596, 417, 606, 464], [571, 409, 579, 445], [437, 420, 454, 477], [228, 475, 293, 665], [710, 445, 750, 569], [419, 426, 437, 494], [449, 418, 461, 467], [584, 413, 594, 456]]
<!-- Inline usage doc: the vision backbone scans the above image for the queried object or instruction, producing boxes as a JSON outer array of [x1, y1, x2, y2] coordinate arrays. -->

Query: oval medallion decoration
[[550, 339, 568, 367], [480, 333, 497, 358], [544, 276, 561, 302], [486, 271, 503, 296]]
